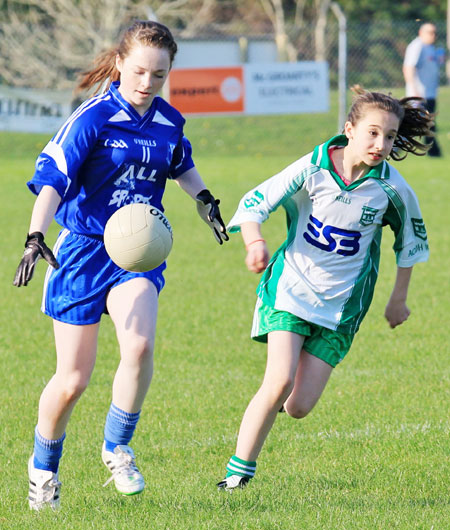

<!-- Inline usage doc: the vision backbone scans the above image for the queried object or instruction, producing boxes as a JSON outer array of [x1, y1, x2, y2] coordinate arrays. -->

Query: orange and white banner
[[167, 62, 329, 116], [167, 66, 244, 114]]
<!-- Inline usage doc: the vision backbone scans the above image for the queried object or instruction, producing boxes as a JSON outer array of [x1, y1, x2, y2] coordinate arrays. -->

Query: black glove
[[196, 189, 229, 245], [13, 232, 60, 287]]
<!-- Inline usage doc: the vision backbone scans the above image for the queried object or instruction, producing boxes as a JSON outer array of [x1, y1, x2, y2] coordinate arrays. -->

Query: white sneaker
[[217, 474, 250, 491], [28, 455, 61, 511], [102, 443, 145, 495]]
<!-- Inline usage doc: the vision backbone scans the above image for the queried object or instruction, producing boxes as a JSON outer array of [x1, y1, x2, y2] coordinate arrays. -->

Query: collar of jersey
[[312, 134, 390, 190], [110, 81, 157, 123]]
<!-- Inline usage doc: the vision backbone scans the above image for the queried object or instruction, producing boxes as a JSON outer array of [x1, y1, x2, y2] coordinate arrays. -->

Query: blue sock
[[33, 427, 65, 474], [104, 403, 141, 452]]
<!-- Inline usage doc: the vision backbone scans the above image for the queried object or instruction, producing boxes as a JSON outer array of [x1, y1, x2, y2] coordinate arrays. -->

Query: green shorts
[[251, 300, 354, 368]]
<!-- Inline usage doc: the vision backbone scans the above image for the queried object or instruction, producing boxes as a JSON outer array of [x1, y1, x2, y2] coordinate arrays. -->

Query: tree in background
[[0, 0, 446, 90], [0, 0, 209, 89]]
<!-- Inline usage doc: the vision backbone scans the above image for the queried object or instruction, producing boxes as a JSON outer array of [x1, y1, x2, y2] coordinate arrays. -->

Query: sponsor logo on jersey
[[110, 164, 157, 206], [104, 139, 128, 149], [359, 206, 379, 226], [303, 214, 361, 256], [114, 164, 157, 188], [108, 190, 153, 208], [134, 139, 157, 146], [408, 242, 429, 257], [335, 194, 351, 205], [411, 218, 427, 240], [244, 190, 264, 209]]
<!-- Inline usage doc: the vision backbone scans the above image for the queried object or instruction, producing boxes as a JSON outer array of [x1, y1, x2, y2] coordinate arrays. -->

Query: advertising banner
[[244, 62, 329, 114], [168, 62, 329, 116], [167, 67, 244, 114], [0, 85, 72, 134]]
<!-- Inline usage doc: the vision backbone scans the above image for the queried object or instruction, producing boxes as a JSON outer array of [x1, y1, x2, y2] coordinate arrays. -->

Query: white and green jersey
[[228, 135, 429, 334]]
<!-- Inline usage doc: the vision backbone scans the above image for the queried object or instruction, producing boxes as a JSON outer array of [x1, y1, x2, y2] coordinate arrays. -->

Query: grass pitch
[[0, 88, 449, 529]]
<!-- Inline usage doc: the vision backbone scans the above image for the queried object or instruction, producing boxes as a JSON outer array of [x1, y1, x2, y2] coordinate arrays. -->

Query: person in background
[[14, 19, 228, 511], [403, 22, 444, 157]]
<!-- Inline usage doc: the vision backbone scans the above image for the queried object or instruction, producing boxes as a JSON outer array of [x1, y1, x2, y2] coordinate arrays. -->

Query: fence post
[[447, 0, 450, 84], [330, 2, 347, 132]]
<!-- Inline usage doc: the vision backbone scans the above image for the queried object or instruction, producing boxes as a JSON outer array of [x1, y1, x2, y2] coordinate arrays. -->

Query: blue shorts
[[42, 229, 166, 325]]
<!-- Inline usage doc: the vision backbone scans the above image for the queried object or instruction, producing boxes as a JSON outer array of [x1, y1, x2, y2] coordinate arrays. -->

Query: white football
[[104, 203, 173, 272]]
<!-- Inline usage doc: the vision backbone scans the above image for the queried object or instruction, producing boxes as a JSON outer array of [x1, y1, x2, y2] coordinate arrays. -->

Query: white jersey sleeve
[[227, 153, 315, 232], [377, 169, 429, 267]]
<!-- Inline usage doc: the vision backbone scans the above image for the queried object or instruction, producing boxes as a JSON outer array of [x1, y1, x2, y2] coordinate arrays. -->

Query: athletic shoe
[[102, 443, 145, 495], [28, 455, 61, 511], [217, 474, 250, 491]]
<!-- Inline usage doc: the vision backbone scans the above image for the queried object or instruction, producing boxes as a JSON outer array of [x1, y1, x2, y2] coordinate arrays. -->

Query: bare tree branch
[[259, 0, 301, 61], [0, 0, 203, 89]]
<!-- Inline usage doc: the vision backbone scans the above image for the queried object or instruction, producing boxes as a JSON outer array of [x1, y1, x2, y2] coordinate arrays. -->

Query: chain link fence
[[173, 18, 447, 91], [0, 13, 447, 94], [327, 19, 447, 90]]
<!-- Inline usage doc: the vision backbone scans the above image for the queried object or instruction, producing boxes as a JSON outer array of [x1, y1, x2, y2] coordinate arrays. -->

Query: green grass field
[[0, 88, 449, 529]]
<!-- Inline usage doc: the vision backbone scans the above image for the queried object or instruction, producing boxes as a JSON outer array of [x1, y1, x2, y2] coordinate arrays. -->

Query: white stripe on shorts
[[251, 296, 264, 339], [41, 229, 70, 314]]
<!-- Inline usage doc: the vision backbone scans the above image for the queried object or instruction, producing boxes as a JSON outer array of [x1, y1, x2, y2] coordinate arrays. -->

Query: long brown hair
[[76, 20, 177, 95], [347, 86, 434, 160]]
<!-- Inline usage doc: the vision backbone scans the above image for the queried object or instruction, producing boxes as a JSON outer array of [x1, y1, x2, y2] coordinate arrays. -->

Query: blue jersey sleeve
[[27, 97, 104, 198], [169, 135, 195, 178]]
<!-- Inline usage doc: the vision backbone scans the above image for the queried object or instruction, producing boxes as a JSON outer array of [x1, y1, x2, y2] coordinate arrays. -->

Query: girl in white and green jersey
[[217, 87, 432, 490]]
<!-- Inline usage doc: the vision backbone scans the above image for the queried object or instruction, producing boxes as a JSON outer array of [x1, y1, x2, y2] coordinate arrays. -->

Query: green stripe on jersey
[[338, 226, 382, 334], [268, 164, 317, 214], [257, 196, 300, 307], [377, 179, 406, 257], [340, 177, 407, 333]]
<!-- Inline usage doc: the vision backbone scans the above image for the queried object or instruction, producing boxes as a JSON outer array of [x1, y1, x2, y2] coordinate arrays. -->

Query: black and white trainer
[[28, 455, 61, 511], [217, 474, 250, 491]]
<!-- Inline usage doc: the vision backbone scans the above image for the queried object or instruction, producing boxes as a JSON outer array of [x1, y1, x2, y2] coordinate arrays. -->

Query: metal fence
[[173, 18, 447, 91], [0, 15, 447, 92], [327, 19, 447, 90]]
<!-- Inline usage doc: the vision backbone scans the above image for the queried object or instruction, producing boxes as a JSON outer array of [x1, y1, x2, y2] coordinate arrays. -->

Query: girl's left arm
[[174, 166, 207, 199], [384, 266, 413, 328], [174, 167, 228, 244]]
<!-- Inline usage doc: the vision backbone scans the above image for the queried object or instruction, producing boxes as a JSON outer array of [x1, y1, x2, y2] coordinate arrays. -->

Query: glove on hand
[[13, 232, 60, 287], [196, 189, 229, 245]]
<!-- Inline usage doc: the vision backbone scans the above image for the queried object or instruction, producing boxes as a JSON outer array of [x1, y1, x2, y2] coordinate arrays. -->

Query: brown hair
[[76, 20, 177, 94], [347, 86, 434, 161]]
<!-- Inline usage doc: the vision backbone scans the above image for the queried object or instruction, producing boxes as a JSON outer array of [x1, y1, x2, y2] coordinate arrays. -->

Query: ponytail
[[76, 48, 119, 94], [347, 85, 434, 160], [75, 20, 177, 95]]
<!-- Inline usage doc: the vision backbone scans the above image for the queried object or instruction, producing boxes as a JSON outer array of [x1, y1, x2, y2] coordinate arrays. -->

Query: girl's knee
[[57, 372, 90, 404], [262, 376, 295, 404], [285, 400, 315, 419], [122, 336, 154, 366]]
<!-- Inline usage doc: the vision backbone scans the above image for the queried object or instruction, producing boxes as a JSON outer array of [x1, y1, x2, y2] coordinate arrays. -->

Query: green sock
[[226, 455, 257, 478]]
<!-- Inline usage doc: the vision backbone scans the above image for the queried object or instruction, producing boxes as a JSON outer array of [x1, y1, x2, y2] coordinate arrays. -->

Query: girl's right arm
[[241, 221, 269, 274], [13, 186, 62, 287], [28, 185, 62, 235]]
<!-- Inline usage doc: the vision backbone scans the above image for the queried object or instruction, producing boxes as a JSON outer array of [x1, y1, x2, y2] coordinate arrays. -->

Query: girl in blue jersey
[[217, 87, 432, 491], [13, 20, 228, 510]]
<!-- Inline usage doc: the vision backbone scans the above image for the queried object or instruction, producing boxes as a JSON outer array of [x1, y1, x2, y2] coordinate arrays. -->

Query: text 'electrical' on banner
[[167, 62, 329, 116]]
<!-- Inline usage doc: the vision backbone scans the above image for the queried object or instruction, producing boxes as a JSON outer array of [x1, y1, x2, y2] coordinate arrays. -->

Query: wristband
[[245, 239, 266, 251]]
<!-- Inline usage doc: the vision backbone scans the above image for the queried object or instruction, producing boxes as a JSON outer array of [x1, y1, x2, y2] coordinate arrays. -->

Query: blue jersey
[[28, 81, 195, 236]]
